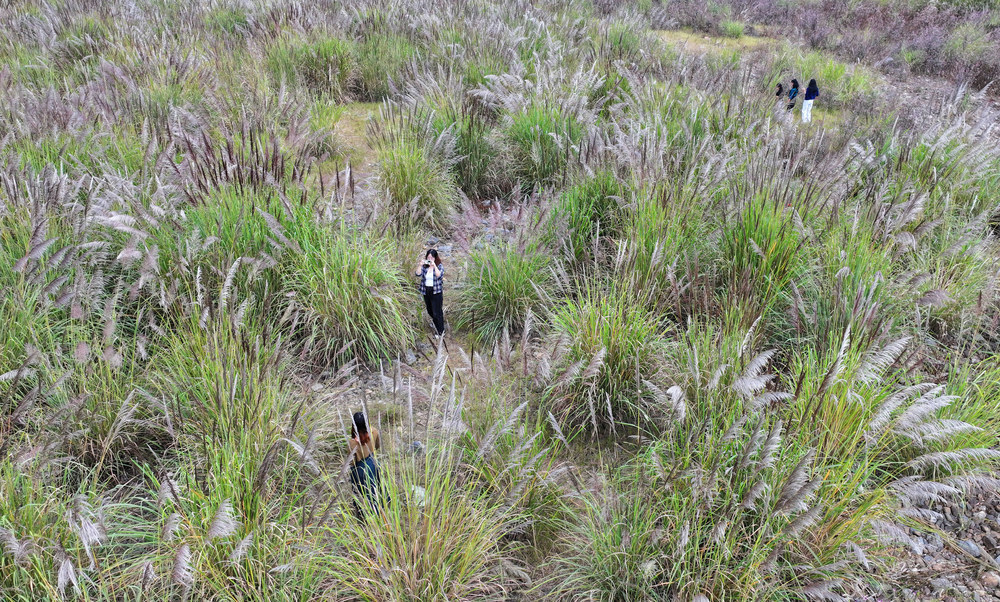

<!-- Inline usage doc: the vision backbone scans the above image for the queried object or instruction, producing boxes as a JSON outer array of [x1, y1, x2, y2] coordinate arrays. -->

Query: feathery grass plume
[[172, 543, 193, 589], [229, 532, 254, 565], [207, 499, 240, 541], [57, 556, 79, 597], [163, 513, 182, 542]]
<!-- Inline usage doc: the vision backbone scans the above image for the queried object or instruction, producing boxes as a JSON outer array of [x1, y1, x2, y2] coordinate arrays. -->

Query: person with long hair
[[775, 82, 784, 99], [786, 79, 799, 111], [802, 79, 819, 123], [348, 411, 381, 516], [415, 249, 445, 336]]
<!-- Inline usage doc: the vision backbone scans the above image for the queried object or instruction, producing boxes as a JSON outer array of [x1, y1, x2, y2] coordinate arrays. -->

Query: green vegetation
[[454, 244, 554, 346], [2, 0, 999, 600], [719, 19, 745, 39]]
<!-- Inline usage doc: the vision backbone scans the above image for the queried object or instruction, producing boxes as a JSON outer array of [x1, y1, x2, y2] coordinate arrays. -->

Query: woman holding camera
[[415, 249, 445, 336]]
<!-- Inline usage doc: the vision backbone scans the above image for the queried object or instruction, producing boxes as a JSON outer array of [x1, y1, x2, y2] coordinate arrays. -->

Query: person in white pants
[[802, 79, 819, 123]]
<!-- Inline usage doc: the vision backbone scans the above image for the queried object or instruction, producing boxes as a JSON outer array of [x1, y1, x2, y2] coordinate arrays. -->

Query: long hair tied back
[[352, 411, 370, 446]]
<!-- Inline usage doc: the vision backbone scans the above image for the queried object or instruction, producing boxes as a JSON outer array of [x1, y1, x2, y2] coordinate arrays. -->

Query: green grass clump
[[620, 185, 710, 319], [443, 110, 497, 199], [549, 171, 627, 265], [353, 33, 417, 101], [719, 19, 745, 38], [323, 446, 517, 600], [944, 22, 993, 66], [503, 104, 584, 192], [721, 196, 804, 319], [267, 35, 356, 97], [289, 228, 415, 364], [544, 286, 666, 438], [454, 244, 554, 346], [550, 420, 852, 600], [205, 7, 249, 35], [148, 186, 313, 300], [601, 20, 643, 60], [375, 139, 461, 232]]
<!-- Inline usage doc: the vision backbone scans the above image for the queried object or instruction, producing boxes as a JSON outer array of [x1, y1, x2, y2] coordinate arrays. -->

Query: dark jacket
[[788, 87, 799, 101], [804, 85, 819, 101], [417, 264, 444, 295]]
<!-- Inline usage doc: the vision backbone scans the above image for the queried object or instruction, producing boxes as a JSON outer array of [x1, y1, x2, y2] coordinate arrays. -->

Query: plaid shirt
[[417, 264, 444, 295]]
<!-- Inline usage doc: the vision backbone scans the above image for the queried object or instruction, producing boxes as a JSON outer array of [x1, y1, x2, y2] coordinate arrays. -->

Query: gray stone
[[403, 349, 417, 364], [931, 578, 953, 591], [959, 539, 984, 558], [984, 572, 1000, 589]]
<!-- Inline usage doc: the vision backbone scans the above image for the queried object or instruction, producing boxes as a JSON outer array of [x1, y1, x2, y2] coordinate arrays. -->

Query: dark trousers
[[423, 291, 444, 335], [350, 455, 380, 517]]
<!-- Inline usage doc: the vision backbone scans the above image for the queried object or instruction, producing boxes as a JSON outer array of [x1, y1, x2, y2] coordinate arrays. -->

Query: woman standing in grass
[[416, 249, 445, 337], [349, 411, 381, 516], [802, 79, 819, 123], [786, 79, 799, 111]]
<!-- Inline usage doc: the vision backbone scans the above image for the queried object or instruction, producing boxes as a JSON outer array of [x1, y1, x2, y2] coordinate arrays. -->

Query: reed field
[[1, 0, 1000, 600]]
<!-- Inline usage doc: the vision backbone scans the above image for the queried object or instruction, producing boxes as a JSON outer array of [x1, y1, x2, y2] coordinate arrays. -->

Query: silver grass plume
[[57, 556, 80, 598], [140, 561, 156, 591], [172, 543, 193, 588], [207, 499, 240, 541], [871, 519, 922, 554], [888, 476, 960, 505], [906, 448, 1000, 472], [856, 336, 910, 384], [864, 383, 937, 444], [163, 513, 182, 542], [157, 476, 180, 508], [229, 532, 254, 565], [800, 579, 845, 601], [0, 527, 33, 564]]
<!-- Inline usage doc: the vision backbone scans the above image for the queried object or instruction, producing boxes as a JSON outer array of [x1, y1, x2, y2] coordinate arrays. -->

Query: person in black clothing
[[775, 82, 784, 98], [415, 249, 445, 336], [802, 78, 819, 123], [786, 79, 799, 111]]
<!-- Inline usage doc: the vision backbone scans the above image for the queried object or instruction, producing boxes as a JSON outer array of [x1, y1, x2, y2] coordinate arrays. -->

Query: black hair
[[352, 411, 370, 446], [425, 249, 442, 266], [807, 79, 818, 93], [791, 79, 799, 88]]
